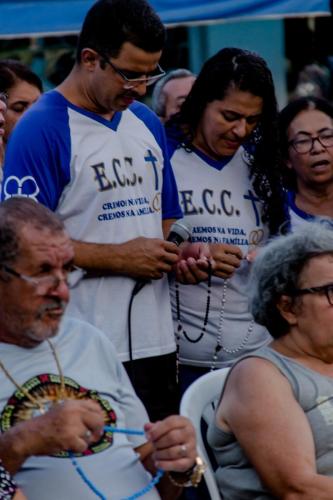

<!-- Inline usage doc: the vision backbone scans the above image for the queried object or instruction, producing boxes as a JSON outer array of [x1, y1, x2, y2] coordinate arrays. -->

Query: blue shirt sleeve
[[1, 91, 71, 210]]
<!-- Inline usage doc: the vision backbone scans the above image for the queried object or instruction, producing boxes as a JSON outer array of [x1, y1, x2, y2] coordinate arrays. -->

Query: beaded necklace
[[0, 342, 164, 499], [175, 262, 212, 345], [210, 279, 254, 370], [0, 338, 65, 414], [71, 427, 164, 500], [175, 272, 254, 371]]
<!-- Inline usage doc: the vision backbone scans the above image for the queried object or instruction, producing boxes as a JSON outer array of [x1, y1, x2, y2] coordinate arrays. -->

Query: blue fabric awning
[[0, 0, 330, 38]]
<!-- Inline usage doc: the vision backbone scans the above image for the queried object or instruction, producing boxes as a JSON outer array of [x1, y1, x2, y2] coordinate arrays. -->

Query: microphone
[[132, 219, 192, 296], [167, 218, 192, 246]]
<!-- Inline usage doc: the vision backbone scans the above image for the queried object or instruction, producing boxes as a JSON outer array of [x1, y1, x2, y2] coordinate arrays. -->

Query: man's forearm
[[72, 218, 178, 272], [72, 234, 180, 281], [72, 239, 129, 274]]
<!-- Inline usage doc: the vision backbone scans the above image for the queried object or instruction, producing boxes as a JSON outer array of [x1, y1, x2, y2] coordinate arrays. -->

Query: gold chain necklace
[[0, 339, 65, 415]]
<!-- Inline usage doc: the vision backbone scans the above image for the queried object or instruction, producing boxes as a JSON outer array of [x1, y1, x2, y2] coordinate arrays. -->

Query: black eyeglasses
[[288, 129, 333, 154], [3, 264, 86, 294], [292, 283, 333, 306], [99, 53, 165, 89]]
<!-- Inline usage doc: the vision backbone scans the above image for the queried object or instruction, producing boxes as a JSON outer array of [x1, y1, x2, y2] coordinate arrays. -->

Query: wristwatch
[[168, 456, 207, 487]]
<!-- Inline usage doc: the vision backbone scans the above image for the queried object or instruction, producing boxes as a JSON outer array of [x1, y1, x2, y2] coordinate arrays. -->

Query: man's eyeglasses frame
[[2, 264, 86, 293], [98, 52, 165, 89]]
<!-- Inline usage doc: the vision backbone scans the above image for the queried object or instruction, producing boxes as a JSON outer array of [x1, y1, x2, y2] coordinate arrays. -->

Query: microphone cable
[[125, 219, 192, 384]]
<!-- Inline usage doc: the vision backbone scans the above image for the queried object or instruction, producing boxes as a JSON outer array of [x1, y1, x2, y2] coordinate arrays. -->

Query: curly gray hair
[[249, 221, 333, 338]]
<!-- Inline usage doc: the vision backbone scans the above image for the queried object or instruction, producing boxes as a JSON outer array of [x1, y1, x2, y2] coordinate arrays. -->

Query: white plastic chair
[[180, 367, 230, 500]]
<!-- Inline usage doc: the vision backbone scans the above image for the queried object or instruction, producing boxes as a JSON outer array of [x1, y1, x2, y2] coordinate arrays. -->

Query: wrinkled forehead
[[298, 253, 333, 287], [17, 224, 73, 266]]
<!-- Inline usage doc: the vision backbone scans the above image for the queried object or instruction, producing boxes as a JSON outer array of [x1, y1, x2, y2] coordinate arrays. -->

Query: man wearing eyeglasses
[[0, 197, 201, 500], [1, 0, 183, 421]]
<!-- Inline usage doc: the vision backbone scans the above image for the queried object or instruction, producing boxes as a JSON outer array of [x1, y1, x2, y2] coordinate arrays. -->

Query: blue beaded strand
[[121, 468, 164, 500], [104, 426, 145, 436], [70, 426, 164, 500], [70, 453, 107, 500]]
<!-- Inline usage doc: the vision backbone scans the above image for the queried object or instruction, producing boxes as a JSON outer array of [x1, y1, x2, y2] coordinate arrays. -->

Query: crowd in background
[[1, 0, 333, 498]]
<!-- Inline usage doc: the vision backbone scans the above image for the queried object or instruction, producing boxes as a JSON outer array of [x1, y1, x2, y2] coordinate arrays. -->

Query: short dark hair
[[76, 0, 165, 62], [0, 198, 65, 266], [0, 59, 43, 94], [167, 47, 287, 235], [279, 96, 333, 190]]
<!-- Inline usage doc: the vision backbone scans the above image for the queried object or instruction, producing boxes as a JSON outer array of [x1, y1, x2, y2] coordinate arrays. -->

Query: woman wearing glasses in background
[[279, 96, 333, 229]]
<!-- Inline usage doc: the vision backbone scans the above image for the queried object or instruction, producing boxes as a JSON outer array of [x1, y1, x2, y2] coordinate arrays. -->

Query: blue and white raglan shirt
[[287, 191, 316, 229], [287, 191, 333, 231], [2, 91, 182, 362], [168, 140, 271, 369]]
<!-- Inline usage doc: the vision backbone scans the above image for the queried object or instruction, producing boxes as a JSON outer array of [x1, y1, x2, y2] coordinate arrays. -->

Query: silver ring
[[179, 444, 187, 457], [84, 430, 92, 440]]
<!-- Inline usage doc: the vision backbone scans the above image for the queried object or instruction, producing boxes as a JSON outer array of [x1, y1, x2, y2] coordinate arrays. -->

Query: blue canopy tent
[[0, 0, 330, 38]]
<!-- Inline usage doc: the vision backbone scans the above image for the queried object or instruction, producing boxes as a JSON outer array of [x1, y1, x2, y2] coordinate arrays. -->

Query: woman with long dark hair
[[166, 48, 288, 392]]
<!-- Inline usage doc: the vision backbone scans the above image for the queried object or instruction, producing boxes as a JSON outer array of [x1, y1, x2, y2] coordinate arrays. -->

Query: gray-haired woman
[[208, 222, 333, 498]]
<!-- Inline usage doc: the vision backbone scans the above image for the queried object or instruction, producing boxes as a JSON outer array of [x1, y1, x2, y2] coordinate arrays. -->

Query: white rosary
[[176, 276, 254, 371]]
